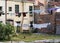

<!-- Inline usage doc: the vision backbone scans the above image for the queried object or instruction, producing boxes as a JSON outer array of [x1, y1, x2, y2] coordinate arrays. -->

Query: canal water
[[0, 39, 60, 43]]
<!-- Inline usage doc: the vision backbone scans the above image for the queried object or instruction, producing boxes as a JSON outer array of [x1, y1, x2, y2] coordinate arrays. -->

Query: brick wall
[[34, 12, 60, 34], [34, 14, 52, 24]]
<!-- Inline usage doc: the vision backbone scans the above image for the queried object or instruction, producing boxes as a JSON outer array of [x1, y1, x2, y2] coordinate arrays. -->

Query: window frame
[[9, 7, 12, 11], [0, 6, 2, 11], [15, 5, 19, 13], [29, 6, 32, 14]]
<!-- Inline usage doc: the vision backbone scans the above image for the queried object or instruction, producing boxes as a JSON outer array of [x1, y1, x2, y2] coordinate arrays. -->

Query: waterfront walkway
[[0, 39, 60, 43]]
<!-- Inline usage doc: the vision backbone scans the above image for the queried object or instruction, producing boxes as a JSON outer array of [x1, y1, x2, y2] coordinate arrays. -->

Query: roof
[[7, 0, 34, 3], [38, 1, 44, 6], [49, 1, 60, 6], [47, 7, 60, 13]]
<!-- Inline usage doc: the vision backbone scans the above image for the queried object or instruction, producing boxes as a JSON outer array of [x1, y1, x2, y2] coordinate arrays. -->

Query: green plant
[[0, 23, 15, 41]]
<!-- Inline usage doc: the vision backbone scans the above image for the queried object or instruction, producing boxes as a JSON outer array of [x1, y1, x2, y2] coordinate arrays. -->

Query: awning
[[47, 7, 60, 13], [7, 19, 13, 21], [47, 8, 58, 12], [56, 8, 60, 12], [33, 23, 51, 29], [32, 10, 44, 14]]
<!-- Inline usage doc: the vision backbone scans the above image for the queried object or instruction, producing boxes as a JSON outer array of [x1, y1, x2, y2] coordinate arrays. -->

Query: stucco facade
[[0, 0, 34, 31]]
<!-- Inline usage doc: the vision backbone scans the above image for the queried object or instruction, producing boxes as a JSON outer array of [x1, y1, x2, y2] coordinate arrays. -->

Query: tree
[[0, 23, 15, 40], [5, 23, 15, 40], [0, 23, 5, 40]]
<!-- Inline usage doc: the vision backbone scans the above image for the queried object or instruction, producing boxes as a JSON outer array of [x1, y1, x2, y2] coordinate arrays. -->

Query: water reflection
[[0, 40, 60, 43]]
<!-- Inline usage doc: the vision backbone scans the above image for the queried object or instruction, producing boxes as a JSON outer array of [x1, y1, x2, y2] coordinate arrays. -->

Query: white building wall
[[0, 1, 5, 13], [7, 1, 22, 13], [0, 15, 5, 24], [0, 0, 33, 30], [0, 1, 5, 24], [7, 1, 15, 13]]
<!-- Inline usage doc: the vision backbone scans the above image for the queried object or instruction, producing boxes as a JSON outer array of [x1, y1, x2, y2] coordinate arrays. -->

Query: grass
[[11, 33, 60, 42]]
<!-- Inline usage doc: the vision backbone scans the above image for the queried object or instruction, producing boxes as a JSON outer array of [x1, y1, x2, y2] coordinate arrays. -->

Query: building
[[47, 0, 60, 34], [34, 0, 49, 24], [34, 0, 60, 34], [34, 0, 48, 14], [34, 0, 60, 24], [0, 0, 34, 32]]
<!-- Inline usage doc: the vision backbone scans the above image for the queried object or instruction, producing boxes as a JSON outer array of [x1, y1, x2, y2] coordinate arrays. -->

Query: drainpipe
[[20, 0, 24, 32], [30, 0, 35, 32], [5, 0, 7, 24], [53, 10, 56, 34], [33, 0, 35, 24], [33, 0, 35, 31]]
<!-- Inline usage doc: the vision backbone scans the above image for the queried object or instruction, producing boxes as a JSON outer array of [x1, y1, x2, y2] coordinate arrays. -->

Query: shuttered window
[[29, 6, 32, 14], [15, 5, 19, 13]]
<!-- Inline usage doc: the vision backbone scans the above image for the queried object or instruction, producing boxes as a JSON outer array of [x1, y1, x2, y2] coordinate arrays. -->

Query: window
[[16, 21, 21, 33], [0, 13, 1, 16], [48, 2, 51, 8], [0, 21, 2, 23], [16, 13, 21, 17], [30, 21, 33, 27], [0, 6, 3, 16], [29, 6, 32, 14], [51, 0, 54, 1], [55, 0, 59, 2], [23, 12, 26, 17], [16, 21, 20, 23], [18, 13, 21, 17], [9, 7, 12, 11], [30, 21, 33, 24], [16, 21, 20, 25], [7, 19, 14, 25], [15, 5, 19, 13], [30, 14, 33, 17], [0, 6, 2, 11]]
